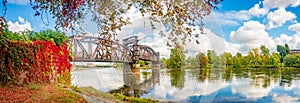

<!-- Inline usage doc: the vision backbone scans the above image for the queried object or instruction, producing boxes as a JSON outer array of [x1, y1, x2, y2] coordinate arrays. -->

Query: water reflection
[[109, 63, 160, 97], [72, 67, 300, 102], [169, 68, 185, 89]]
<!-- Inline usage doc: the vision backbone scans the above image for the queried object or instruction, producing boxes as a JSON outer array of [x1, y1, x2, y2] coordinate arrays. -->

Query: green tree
[[277, 44, 290, 62], [167, 45, 186, 68], [253, 48, 262, 67], [198, 53, 208, 68], [283, 55, 297, 67], [260, 45, 270, 67], [232, 52, 243, 68], [207, 50, 217, 64], [296, 54, 300, 67], [139, 60, 145, 67], [245, 51, 255, 68], [221, 52, 232, 67], [271, 52, 280, 67], [186, 56, 197, 68]]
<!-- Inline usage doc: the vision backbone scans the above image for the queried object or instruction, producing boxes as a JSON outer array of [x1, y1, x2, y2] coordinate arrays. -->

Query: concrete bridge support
[[123, 63, 141, 97]]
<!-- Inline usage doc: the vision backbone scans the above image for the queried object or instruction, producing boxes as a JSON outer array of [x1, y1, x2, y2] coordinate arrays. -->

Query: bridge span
[[69, 35, 160, 64]]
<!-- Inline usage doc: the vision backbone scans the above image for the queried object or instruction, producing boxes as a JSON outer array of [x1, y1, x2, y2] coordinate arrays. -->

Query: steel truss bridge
[[69, 35, 160, 64]]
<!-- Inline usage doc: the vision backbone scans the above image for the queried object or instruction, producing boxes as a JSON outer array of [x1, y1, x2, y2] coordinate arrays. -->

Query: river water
[[72, 67, 300, 103]]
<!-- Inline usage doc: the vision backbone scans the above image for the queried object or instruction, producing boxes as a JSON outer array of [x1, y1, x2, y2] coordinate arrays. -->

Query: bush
[[283, 55, 297, 67], [0, 30, 71, 85]]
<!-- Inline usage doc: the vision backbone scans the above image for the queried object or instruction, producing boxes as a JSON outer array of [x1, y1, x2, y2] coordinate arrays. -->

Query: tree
[[186, 56, 197, 68], [260, 45, 270, 67], [245, 51, 255, 68], [283, 55, 297, 67], [224, 52, 233, 66], [271, 52, 280, 67], [207, 50, 217, 64], [277, 44, 290, 62], [252, 48, 262, 67], [232, 52, 243, 68], [167, 44, 186, 68], [20, 0, 223, 45], [198, 52, 208, 68], [296, 54, 300, 67]]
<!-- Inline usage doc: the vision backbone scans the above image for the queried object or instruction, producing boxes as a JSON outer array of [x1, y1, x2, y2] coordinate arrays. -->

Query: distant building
[[290, 49, 300, 55]]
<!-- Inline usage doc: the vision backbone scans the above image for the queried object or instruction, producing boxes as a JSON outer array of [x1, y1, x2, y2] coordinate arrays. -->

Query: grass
[[79, 86, 161, 103], [79, 86, 122, 103], [0, 83, 87, 102], [112, 93, 160, 103], [0, 83, 162, 103]]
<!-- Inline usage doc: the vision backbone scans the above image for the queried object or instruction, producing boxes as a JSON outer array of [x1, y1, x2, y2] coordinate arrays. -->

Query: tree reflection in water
[[169, 68, 185, 89], [109, 63, 160, 97], [187, 68, 300, 89]]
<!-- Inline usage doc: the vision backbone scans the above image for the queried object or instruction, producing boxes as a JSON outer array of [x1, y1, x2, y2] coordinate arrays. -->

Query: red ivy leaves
[[0, 40, 71, 84]]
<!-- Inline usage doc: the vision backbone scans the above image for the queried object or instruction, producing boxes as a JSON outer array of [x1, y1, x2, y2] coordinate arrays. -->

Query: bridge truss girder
[[69, 35, 159, 63]]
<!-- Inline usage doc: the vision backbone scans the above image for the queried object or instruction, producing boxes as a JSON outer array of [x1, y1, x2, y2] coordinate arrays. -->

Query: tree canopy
[[277, 44, 290, 62], [2, 0, 223, 45], [167, 44, 186, 68]]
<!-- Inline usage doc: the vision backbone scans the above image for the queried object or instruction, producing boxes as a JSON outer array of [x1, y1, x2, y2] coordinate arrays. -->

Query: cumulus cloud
[[229, 20, 278, 53], [288, 23, 300, 33], [7, 16, 32, 32], [152, 71, 228, 101], [248, 3, 269, 16], [263, 0, 300, 9], [7, 0, 29, 5], [274, 34, 300, 49], [272, 94, 299, 103], [230, 20, 268, 43], [205, 2, 268, 26], [231, 77, 275, 100], [267, 8, 296, 29]]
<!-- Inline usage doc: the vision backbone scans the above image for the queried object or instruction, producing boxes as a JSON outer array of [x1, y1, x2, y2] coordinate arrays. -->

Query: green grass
[[79, 86, 162, 103], [80, 86, 122, 103]]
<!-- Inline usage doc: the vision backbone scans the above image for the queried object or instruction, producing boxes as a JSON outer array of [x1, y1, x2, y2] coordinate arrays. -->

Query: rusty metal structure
[[69, 35, 159, 63]]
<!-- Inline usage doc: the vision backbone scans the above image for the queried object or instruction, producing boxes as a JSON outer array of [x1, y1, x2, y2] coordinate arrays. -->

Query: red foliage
[[0, 40, 71, 84]]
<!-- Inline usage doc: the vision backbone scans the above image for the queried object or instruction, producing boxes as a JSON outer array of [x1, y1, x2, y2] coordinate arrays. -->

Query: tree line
[[162, 44, 300, 69]]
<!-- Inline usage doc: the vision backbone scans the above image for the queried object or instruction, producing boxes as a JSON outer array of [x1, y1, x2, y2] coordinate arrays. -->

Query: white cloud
[[7, 16, 32, 32], [18, 16, 24, 23], [206, 2, 268, 26], [267, 8, 296, 29], [263, 0, 300, 9], [248, 3, 269, 16], [7, 0, 29, 5], [231, 77, 275, 100], [225, 42, 241, 55], [272, 94, 299, 103], [152, 70, 228, 102], [230, 20, 279, 53], [274, 33, 300, 49], [288, 23, 300, 33], [230, 20, 268, 43]]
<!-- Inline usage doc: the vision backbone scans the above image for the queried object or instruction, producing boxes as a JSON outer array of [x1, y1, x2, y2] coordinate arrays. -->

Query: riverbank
[[0, 83, 86, 102], [0, 83, 161, 103]]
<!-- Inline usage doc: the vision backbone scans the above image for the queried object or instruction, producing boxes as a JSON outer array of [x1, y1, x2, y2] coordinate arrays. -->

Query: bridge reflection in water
[[109, 63, 160, 97]]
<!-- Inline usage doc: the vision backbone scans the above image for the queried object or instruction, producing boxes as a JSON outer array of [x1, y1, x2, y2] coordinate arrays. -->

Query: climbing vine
[[0, 30, 71, 85]]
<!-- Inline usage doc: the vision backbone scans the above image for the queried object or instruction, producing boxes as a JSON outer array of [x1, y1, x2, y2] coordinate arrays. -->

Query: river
[[72, 67, 300, 102]]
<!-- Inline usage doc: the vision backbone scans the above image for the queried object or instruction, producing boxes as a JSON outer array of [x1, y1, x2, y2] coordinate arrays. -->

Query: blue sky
[[2, 0, 300, 57]]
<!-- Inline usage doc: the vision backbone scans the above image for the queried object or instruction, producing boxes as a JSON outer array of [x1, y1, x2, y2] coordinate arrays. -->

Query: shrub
[[0, 30, 71, 85], [283, 55, 297, 67]]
